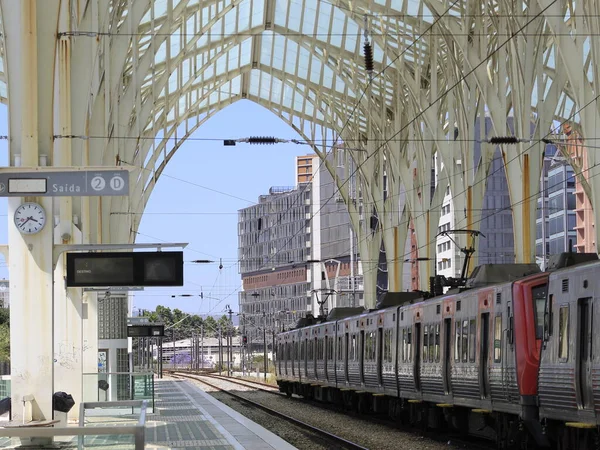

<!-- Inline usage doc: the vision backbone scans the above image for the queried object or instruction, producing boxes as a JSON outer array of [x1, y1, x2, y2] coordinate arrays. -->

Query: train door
[[360, 330, 365, 384], [345, 332, 349, 383], [414, 323, 421, 391], [443, 318, 452, 394], [480, 313, 490, 399], [577, 298, 593, 409], [377, 328, 383, 386], [324, 336, 328, 380]]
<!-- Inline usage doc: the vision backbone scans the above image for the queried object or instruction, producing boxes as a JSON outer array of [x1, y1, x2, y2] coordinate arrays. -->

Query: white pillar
[[8, 197, 54, 421], [53, 225, 84, 421], [1, 0, 61, 422]]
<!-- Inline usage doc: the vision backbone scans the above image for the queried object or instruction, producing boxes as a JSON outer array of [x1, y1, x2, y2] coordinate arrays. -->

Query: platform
[[145, 379, 296, 449], [0, 379, 296, 449]]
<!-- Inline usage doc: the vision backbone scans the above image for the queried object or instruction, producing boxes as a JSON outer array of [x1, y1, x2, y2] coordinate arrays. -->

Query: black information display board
[[66, 251, 184, 287], [127, 324, 165, 337]]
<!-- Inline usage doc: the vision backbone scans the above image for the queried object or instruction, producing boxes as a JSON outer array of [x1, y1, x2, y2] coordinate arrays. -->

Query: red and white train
[[275, 252, 600, 449]]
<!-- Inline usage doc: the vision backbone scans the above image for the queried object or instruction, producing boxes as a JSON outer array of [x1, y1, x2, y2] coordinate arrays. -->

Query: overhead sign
[[127, 324, 165, 337], [83, 286, 145, 292], [66, 251, 184, 287], [0, 170, 129, 197], [127, 317, 151, 325]]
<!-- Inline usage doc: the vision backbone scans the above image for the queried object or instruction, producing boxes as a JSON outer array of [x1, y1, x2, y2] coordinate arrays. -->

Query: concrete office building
[[238, 152, 365, 346], [435, 117, 515, 283], [535, 146, 577, 270]]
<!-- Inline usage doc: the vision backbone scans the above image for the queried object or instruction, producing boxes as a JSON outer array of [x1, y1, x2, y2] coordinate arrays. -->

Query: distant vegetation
[[0, 308, 8, 362], [140, 305, 236, 340]]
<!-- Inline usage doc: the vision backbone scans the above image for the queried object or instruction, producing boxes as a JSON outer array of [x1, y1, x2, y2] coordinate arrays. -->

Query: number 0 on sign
[[91, 176, 106, 191]]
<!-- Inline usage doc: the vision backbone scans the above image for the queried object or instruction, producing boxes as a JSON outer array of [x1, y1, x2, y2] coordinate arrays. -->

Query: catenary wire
[[258, 0, 558, 273]]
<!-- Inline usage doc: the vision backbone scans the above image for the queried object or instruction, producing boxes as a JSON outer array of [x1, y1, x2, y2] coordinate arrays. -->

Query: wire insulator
[[489, 136, 520, 145], [363, 41, 374, 73], [248, 136, 278, 145]]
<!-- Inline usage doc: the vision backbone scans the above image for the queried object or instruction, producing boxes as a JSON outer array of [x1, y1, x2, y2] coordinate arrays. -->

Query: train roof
[[464, 263, 541, 288]]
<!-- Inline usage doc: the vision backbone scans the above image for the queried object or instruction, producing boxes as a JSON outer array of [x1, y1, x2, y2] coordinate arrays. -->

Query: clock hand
[[19, 218, 31, 228]]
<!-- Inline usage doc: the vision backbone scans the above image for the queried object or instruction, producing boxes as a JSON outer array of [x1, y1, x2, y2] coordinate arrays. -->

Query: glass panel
[[559, 306, 569, 360], [455, 321, 461, 362], [494, 315, 502, 362], [462, 320, 469, 362], [407, 328, 412, 362], [423, 326, 429, 363], [429, 325, 435, 362], [469, 319, 476, 362], [435, 324, 440, 362], [402, 329, 407, 362], [532, 284, 548, 339]]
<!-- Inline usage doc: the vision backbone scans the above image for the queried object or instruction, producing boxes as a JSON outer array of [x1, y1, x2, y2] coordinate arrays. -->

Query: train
[[275, 252, 600, 449]]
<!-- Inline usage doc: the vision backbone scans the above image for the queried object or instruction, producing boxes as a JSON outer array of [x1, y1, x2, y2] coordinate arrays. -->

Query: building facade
[[238, 151, 365, 346], [562, 124, 597, 253], [535, 146, 577, 269], [435, 117, 515, 284]]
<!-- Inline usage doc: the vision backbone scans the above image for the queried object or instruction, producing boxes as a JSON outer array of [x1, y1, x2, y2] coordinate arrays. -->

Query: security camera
[[61, 232, 71, 242]]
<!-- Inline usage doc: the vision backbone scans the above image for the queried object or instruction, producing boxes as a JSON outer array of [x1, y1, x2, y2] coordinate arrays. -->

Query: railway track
[[171, 371, 368, 450], [171, 371, 494, 449]]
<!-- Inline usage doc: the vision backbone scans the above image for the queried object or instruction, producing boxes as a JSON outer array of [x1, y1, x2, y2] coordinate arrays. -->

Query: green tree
[[203, 316, 218, 337], [0, 308, 9, 327], [0, 323, 9, 362]]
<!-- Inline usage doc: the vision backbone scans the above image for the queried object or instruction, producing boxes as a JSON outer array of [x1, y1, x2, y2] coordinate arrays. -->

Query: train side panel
[[539, 262, 599, 425]]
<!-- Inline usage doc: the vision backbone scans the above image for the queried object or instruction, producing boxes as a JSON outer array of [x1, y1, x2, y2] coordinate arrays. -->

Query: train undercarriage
[[277, 380, 600, 450]]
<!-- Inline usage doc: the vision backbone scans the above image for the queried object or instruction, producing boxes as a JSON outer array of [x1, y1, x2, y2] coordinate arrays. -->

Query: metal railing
[[0, 399, 147, 450], [83, 371, 154, 411]]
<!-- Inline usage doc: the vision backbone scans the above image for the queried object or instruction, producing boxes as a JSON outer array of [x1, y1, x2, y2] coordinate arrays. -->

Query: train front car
[[538, 255, 600, 448], [510, 272, 550, 447]]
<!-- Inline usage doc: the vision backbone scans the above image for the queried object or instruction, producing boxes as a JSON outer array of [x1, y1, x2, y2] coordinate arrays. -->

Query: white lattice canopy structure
[[1, 0, 600, 421]]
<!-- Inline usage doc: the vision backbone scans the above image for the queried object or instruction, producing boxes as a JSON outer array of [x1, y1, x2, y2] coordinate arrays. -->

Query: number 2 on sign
[[90, 176, 106, 191]]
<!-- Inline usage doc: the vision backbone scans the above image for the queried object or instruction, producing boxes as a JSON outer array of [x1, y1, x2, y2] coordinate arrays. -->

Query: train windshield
[[531, 284, 548, 339]]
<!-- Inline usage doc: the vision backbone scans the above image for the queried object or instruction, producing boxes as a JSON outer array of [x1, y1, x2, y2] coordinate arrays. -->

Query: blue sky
[[0, 102, 312, 317]]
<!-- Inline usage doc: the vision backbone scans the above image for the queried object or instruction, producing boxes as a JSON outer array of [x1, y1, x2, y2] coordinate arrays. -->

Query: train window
[[532, 284, 548, 339], [337, 336, 343, 361], [469, 319, 476, 362], [307, 339, 314, 361], [402, 329, 407, 362], [494, 315, 502, 363], [300, 341, 304, 360], [462, 320, 469, 362], [328, 337, 334, 361], [435, 324, 440, 362], [427, 325, 434, 362], [423, 326, 429, 362], [350, 334, 357, 361], [407, 328, 412, 362], [558, 306, 569, 361], [365, 332, 376, 361], [455, 321, 461, 362], [317, 338, 324, 360], [384, 329, 393, 363]]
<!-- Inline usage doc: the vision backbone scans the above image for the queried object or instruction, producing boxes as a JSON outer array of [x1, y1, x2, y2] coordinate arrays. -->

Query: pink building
[[563, 124, 596, 253]]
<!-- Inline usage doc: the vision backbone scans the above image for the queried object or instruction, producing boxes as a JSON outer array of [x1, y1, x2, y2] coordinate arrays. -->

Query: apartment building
[[238, 151, 365, 344]]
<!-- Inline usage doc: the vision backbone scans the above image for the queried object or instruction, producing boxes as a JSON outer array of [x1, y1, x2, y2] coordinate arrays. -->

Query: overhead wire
[[258, 0, 558, 274]]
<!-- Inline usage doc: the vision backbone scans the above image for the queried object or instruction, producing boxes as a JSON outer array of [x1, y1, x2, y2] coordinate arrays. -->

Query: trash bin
[[98, 380, 109, 401], [52, 392, 75, 413], [0, 397, 10, 416]]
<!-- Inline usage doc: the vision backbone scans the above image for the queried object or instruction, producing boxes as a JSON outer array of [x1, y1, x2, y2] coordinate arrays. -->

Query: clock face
[[14, 202, 46, 235]]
